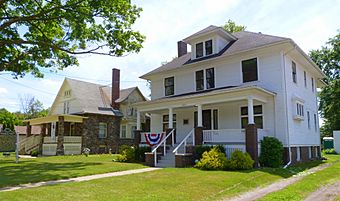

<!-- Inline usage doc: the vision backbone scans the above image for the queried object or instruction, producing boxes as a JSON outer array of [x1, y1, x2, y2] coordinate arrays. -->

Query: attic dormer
[[182, 25, 237, 60]]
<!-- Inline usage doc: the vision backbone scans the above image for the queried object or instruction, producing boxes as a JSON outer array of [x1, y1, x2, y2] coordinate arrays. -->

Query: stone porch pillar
[[26, 124, 32, 137], [39, 124, 47, 154], [245, 96, 258, 167], [194, 127, 203, 145], [56, 116, 65, 155], [134, 130, 141, 146]]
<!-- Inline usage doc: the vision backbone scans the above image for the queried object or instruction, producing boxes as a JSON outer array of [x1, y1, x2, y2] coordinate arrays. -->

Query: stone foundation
[[245, 124, 258, 167], [175, 154, 194, 168]]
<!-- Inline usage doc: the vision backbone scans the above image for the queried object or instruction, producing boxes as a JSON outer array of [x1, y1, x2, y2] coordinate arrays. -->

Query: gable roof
[[141, 30, 290, 79], [51, 78, 146, 116], [183, 25, 237, 42]]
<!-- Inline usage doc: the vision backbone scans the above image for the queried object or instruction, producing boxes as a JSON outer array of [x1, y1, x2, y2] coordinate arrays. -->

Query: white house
[[134, 25, 326, 167]]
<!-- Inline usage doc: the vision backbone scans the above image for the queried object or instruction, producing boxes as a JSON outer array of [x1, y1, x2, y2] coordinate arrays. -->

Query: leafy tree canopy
[[309, 30, 340, 137], [223, 19, 246, 33], [19, 95, 49, 119], [0, 108, 20, 131], [0, 0, 145, 78]]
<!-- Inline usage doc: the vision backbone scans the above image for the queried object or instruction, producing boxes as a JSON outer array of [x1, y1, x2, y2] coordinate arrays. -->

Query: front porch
[[134, 86, 276, 167], [24, 114, 87, 155]]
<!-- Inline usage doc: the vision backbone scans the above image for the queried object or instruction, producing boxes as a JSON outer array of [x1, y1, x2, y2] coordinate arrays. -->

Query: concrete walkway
[[226, 162, 335, 201], [0, 167, 160, 192]]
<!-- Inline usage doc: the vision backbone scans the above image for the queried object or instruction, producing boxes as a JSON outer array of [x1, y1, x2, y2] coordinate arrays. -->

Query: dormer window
[[205, 40, 213, 55], [196, 42, 203, 58], [195, 40, 213, 59]]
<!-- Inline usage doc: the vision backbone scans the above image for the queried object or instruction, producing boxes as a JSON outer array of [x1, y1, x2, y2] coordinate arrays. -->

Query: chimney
[[111, 68, 120, 110], [177, 41, 187, 57]]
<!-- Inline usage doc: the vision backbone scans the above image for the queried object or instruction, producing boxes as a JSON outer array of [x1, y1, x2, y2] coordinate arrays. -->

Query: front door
[[194, 110, 212, 130]]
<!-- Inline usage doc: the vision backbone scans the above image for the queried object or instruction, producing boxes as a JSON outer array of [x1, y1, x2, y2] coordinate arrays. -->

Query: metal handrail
[[151, 129, 175, 166], [173, 128, 194, 154]]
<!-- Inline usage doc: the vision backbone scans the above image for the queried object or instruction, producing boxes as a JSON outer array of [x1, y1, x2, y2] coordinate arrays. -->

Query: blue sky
[[0, 0, 339, 112]]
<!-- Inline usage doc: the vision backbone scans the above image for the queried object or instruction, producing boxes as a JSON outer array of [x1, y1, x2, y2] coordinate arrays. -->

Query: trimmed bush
[[30, 150, 39, 157], [195, 147, 228, 170], [195, 145, 226, 160], [116, 145, 135, 162], [225, 150, 254, 170], [322, 148, 337, 155], [259, 137, 283, 168], [134, 146, 151, 162]]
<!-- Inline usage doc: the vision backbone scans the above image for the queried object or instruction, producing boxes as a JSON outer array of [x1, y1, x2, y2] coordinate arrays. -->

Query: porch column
[[39, 124, 47, 155], [168, 107, 173, 129], [26, 123, 32, 137], [247, 96, 254, 124], [136, 110, 141, 131], [56, 116, 65, 155], [197, 104, 203, 127], [246, 96, 258, 167]]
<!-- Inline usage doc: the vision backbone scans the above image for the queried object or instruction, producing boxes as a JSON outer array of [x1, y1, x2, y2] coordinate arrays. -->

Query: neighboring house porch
[[135, 85, 275, 166]]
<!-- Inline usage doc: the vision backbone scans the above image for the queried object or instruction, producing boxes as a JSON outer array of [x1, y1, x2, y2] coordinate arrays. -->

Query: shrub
[[195, 147, 228, 170], [117, 145, 135, 162], [195, 145, 226, 160], [30, 150, 39, 157], [225, 150, 254, 170], [134, 146, 151, 162], [259, 137, 283, 168], [322, 148, 337, 155]]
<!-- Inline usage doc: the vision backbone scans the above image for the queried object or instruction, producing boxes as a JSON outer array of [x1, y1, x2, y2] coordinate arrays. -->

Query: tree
[[0, 108, 20, 131], [19, 95, 49, 119], [0, 0, 145, 78], [309, 30, 340, 137], [223, 19, 246, 33]]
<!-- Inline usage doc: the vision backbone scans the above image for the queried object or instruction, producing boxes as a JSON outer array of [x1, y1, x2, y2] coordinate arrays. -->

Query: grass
[[258, 154, 340, 201], [0, 159, 324, 201], [0, 153, 146, 188]]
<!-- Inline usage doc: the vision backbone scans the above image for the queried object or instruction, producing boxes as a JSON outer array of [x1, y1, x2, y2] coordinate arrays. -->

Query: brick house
[[24, 69, 147, 155]]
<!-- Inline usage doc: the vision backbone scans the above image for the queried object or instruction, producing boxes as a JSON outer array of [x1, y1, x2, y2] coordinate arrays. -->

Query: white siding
[[283, 55, 320, 146]]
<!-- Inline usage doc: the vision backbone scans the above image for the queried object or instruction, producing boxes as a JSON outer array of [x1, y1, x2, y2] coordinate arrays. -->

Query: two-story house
[[134, 25, 326, 167], [24, 69, 147, 155]]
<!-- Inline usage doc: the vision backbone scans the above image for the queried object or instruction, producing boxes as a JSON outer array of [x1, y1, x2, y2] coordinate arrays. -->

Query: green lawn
[[259, 154, 340, 201], [0, 153, 146, 188], [0, 159, 325, 201]]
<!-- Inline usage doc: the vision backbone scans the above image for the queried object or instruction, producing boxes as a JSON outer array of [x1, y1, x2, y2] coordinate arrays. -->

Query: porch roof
[[134, 85, 275, 112], [24, 114, 88, 126]]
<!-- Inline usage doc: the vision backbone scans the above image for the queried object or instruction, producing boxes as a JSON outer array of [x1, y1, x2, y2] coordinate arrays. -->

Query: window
[[240, 105, 263, 129], [195, 70, 204, 91], [213, 109, 218, 130], [296, 102, 304, 118], [314, 114, 317, 132], [307, 111, 311, 129], [162, 114, 176, 131], [164, 77, 174, 96], [196, 42, 203, 58], [120, 125, 127, 138], [311, 77, 314, 92], [304, 71, 307, 87], [242, 58, 258, 82], [98, 123, 107, 138], [205, 40, 213, 55], [292, 61, 297, 83], [64, 90, 71, 97], [206, 68, 215, 89]]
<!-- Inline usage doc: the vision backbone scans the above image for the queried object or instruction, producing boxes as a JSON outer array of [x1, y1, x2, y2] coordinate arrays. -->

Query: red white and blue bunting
[[144, 133, 164, 147]]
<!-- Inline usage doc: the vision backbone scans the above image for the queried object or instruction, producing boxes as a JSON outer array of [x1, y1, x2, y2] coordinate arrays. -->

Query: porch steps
[[156, 144, 179, 168]]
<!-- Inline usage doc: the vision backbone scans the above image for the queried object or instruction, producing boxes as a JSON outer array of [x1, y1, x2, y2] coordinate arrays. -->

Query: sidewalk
[[0, 167, 160, 192]]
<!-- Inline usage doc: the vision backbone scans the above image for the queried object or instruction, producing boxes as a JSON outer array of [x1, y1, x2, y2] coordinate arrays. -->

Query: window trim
[[162, 114, 176, 132], [292, 61, 297, 84], [205, 40, 213, 56], [240, 104, 263, 129], [195, 42, 204, 58], [194, 38, 214, 59], [241, 57, 259, 83], [120, 124, 127, 139], [195, 67, 216, 91], [164, 76, 175, 96], [98, 122, 107, 139]]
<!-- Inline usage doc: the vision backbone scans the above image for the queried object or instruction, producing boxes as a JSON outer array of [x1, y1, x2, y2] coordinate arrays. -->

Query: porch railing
[[43, 136, 82, 144], [203, 129, 269, 144], [151, 129, 175, 167], [19, 135, 41, 153], [173, 128, 194, 154]]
